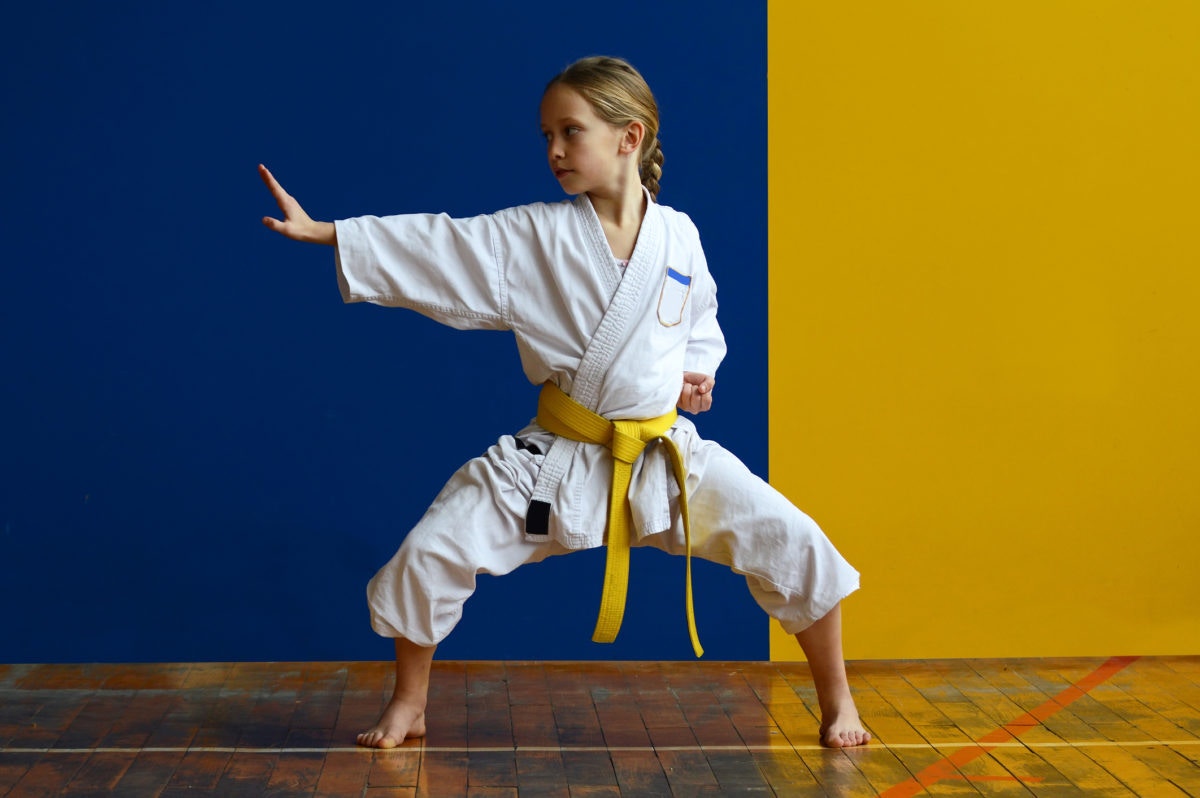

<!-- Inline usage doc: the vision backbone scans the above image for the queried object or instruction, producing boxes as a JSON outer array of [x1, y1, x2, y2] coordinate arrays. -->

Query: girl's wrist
[[310, 221, 337, 246]]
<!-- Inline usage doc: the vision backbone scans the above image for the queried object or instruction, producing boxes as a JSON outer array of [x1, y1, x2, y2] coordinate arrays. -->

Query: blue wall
[[0, 2, 767, 663]]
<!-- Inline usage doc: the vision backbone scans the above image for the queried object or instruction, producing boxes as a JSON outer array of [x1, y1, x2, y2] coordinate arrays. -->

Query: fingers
[[676, 384, 692, 413], [258, 163, 281, 193], [677, 379, 714, 414], [258, 163, 279, 197], [259, 163, 304, 223], [679, 372, 715, 412], [259, 163, 293, 211], [259, 163, 333, 243]]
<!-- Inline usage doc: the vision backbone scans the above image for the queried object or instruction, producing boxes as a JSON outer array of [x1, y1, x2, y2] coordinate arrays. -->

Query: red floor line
[[877, 655, 1139, 798]]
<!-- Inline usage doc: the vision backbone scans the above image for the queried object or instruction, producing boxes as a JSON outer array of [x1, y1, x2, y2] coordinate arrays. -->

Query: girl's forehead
[[540, 84, 595, 122]]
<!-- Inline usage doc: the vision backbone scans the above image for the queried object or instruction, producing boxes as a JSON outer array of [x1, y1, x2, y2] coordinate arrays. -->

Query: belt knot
[[535, 381, 703, 657]]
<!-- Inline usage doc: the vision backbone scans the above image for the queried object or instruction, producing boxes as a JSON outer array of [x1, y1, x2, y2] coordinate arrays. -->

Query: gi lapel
[[525, 191, 665, 544]]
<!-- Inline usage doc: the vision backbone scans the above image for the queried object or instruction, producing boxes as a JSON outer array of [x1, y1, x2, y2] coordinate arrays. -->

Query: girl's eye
[[566, 126, 580, 136]]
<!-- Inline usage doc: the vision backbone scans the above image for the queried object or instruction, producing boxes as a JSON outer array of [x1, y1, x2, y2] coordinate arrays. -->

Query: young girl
[[260, 56, 870, 749]]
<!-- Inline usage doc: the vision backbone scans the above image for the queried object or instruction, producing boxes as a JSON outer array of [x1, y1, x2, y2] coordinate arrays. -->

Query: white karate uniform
[[334, 191, 859, 647]]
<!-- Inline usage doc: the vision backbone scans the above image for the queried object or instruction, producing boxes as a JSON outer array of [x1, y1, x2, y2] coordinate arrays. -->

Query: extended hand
[[259, 164, 337, 245], [677, 372, 715, 414]]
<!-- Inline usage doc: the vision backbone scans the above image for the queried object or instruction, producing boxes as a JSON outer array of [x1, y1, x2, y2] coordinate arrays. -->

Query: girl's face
[[539, 84, 637, 197]]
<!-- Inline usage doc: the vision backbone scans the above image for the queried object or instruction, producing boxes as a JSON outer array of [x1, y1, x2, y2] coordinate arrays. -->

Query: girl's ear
[[619, 120, 646, 155]]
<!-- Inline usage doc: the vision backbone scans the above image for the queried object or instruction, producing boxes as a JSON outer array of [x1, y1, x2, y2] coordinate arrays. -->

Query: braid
[[641, 138, 663, 202]]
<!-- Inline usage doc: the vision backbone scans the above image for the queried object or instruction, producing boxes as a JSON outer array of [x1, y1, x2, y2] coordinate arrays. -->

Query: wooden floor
[[0, 657, 1197, 796]]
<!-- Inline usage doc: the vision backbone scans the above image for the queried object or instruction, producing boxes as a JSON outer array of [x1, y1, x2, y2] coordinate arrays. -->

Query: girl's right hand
[[259, 164, 337, 245]]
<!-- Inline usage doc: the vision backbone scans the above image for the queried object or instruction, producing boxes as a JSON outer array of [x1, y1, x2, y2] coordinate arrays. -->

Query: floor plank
[[0, 657, 1197, 797]]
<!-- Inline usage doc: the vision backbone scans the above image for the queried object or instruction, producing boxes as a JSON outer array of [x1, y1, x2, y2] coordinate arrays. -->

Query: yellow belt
[[536, 382, 703, 657]]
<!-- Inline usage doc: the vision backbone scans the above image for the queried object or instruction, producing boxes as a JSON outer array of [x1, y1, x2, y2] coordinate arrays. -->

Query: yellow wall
[[769, 2, 1200, 660]]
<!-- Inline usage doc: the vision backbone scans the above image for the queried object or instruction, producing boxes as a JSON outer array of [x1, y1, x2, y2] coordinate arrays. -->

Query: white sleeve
[[334, 212, 509, 331], [683, 231, 727, 377]]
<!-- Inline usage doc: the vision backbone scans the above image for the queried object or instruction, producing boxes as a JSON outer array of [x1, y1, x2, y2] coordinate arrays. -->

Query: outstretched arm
[[259, 164, 337, 245], [677, 372, 715, 414]]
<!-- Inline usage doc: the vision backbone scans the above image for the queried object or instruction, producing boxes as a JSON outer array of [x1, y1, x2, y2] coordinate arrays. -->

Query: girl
[[260, 56, 869, 749]]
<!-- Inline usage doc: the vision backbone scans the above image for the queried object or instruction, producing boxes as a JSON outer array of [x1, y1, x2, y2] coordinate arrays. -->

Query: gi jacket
[[334, 190, 727, 550]]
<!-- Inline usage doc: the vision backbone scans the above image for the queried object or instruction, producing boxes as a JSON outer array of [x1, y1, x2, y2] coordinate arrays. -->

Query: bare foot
[[357, 698, 426, 749], [819, 705, 871, 748]]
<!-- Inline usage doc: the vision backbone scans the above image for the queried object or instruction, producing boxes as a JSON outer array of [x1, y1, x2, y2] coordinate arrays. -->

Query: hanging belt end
[[592, 629, 618, 645]]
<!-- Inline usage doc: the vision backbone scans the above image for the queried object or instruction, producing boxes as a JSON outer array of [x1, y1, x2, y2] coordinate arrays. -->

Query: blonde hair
[[546, 56, 663, 201]]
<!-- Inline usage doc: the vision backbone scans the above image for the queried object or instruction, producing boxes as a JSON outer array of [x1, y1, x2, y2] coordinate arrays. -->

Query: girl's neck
[[587, 181, 646, 229], [589, 183, 647, 261]]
